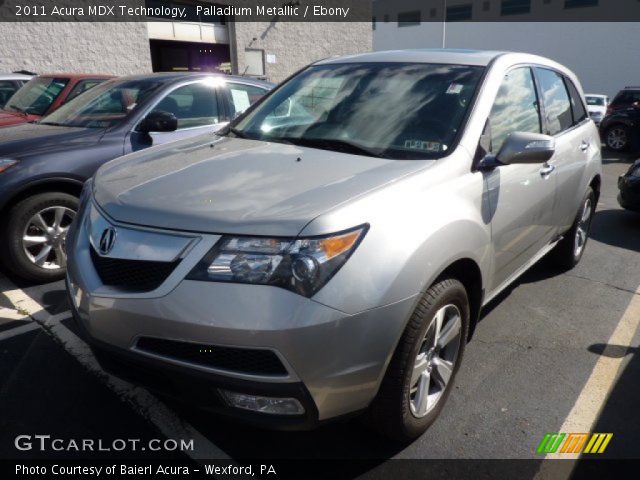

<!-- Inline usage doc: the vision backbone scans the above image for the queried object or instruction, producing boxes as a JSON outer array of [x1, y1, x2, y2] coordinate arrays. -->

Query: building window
[[564, 0, 598, 8], [398, 10, 421, 26], [501, 0, 531, 15], [446, 4, 473, 21]]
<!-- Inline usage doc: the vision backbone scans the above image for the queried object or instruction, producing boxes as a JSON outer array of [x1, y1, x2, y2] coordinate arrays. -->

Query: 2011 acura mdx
[[66, 50, 602, 441]]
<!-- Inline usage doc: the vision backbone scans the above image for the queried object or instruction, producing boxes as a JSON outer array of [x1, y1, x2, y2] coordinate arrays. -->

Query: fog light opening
[[219, 390, 305, 415]]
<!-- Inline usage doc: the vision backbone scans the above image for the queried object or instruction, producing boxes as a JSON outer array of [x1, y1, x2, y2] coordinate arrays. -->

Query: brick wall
[[0, 22, 152, 75], [232, 22, 372, 83]]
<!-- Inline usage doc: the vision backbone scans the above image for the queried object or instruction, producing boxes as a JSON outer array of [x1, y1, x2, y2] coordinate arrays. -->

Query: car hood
[[0, 110, 39, 127], [0, 123, 104, 157], [93, 135, 433, 236]]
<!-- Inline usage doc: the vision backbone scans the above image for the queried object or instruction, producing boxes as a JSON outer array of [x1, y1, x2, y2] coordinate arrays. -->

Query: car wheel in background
[[551, 187, 595, 270], [1, 192, 78, 283], [605, 125, 630, 151], [367, 278, 470, 442]]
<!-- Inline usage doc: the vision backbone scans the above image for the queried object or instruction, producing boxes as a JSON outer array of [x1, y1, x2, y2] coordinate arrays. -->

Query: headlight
[[186, 225, 368, 297], [0, 158, 18, 173]]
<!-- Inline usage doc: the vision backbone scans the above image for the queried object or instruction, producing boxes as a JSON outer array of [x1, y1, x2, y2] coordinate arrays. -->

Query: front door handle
[[580, 141, 590, 152], [540, 163, 555, 177]]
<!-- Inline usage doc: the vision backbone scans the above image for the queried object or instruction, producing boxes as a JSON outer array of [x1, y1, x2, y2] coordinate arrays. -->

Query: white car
[[585, 94, 609, 126], [0, 73, 33, 108]]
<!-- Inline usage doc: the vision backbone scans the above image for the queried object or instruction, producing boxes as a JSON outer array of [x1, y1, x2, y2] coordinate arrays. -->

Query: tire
[[605, 124, 630, 152], [551, 187, 595, 270], [367, 278, 470, 442], [1, 192, 78, 283]]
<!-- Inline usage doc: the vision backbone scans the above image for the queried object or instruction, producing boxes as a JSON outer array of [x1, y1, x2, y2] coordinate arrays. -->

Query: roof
[[0, 73, 33, 80], [37, 73, 115, 79], [316, 49, 508, 67], [111, 72, 274, 88]]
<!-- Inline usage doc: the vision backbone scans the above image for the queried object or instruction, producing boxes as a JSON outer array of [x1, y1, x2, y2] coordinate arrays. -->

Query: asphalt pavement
[[1, 152, 639, 473]]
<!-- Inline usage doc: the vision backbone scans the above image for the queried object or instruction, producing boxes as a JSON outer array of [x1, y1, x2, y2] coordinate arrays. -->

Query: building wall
[[231, 22, 372, 83], [374, 21, 639, 98], [0, 22, 152, 75]]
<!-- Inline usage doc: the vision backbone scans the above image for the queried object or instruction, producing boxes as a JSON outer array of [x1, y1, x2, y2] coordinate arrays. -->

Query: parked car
[[585, 94, 608, 126], [606, 86, 640, 116], [600, 104, 640, 151], [0, 73, 33, 109], [66, 50, 602, 441], [0, 73, 273, 282], [0, 74, 114, 128], [618, 160, 640, 211]]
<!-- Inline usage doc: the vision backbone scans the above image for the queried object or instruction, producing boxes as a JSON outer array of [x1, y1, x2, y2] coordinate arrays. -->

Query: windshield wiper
[[227, 127, 250, 139], [278, 137, 387, 158], [6, 105, 28, 116], [39, 121, 65, 126]]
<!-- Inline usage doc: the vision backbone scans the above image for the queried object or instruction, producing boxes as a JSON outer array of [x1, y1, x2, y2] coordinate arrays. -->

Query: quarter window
[[151, 82, 220, 129], [536, 68, 573, 136], [489, 67, 541, 153], [565, 79, 588, 124]]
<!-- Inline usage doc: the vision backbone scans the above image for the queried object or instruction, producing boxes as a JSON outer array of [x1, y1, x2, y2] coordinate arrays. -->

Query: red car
[[0, 73, 114, 127]]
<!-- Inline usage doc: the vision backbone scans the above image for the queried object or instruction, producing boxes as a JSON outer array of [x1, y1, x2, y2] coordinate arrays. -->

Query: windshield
[[4, 77, 69, 115], [40, 79, 164, 128], [229, 63, 485, 159], [586, 96, 605, 106]]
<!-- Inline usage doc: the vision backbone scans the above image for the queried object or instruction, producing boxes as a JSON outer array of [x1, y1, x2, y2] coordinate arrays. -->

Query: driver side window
[[489, 67, 542, 153], [151, 82, 220, 130]]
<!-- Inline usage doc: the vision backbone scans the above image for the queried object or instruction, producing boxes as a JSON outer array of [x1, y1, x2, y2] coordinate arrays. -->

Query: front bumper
[[66, 203, 417, 427]]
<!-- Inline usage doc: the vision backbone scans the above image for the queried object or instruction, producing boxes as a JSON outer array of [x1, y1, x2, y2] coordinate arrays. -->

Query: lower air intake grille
[[135, 337, 288, 376], [90, 247, 178, 292]]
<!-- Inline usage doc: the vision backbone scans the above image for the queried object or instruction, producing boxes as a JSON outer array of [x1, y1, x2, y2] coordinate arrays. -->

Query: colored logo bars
[[537, 433, 613, 455]]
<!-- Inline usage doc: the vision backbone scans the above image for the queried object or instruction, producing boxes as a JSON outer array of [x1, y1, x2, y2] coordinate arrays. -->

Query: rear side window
[[64, 79, 106, 104], [565, 79, 588, 124], [488, 67, 541, 153], [536, 68, 573, 136], [0, 80, 21, 107]]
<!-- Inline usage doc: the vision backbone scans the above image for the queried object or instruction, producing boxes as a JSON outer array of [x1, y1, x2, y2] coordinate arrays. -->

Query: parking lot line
[[0, 276, 231, 462], [0, 322, 40, 341], [546, 285, 640, 460]]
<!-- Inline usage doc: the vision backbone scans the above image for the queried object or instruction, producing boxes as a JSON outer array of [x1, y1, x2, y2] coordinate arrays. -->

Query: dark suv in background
[[0, 73, 272, 283]]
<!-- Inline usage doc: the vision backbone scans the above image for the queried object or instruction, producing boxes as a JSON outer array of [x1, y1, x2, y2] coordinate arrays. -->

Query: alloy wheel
[[574, 197, 592, 258], [21, 206, 75, 270], [607, 128, 627, 150], [409, 303, 462, 418]]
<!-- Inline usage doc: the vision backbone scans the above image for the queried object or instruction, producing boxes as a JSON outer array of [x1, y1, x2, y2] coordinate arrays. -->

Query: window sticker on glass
[[446, 83, 464, 95], [404, 140, 441, 152], [231, 89, 251, 113]]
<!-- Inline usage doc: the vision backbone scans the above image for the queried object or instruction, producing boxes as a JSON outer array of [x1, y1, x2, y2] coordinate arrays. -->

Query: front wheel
[[1, 192, 78, 283], [367, 278, 470, 442], [551, 187, 595, 270]]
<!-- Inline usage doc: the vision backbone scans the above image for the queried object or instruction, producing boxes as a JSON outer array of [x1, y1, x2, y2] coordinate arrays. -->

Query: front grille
[[135, 337, 288, 377], [90, 247, 178, 292]]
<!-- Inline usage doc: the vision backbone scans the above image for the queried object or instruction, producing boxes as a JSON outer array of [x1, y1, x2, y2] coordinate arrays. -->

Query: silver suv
[[66, 50, 601, 441]]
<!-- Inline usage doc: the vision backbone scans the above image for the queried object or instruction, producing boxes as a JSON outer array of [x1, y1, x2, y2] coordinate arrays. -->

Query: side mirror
[[138, 111, 178, 133], [479, 132, 555, 170]]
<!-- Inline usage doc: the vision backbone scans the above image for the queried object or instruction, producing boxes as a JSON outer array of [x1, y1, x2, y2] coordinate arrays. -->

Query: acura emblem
[[99, 227, 117, 255]]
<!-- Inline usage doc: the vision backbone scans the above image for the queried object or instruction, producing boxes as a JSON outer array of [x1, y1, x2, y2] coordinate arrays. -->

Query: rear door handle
[[580, 141, 590, 152], [540, 164, 555, 177]]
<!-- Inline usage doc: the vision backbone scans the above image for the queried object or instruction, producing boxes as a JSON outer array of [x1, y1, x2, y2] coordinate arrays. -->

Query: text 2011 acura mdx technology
[[66, 50, 602, 441]]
